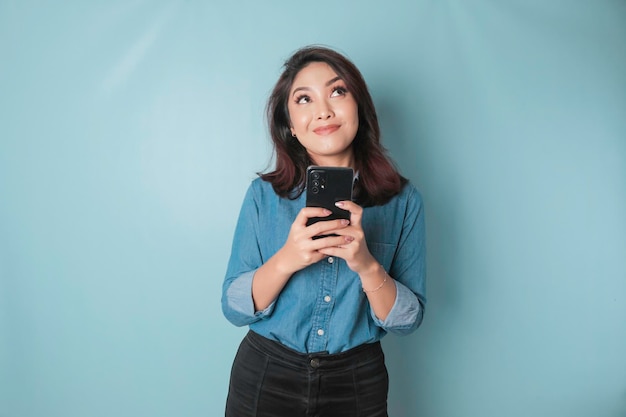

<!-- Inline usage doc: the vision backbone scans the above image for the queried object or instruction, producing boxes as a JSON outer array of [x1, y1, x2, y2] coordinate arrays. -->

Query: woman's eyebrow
[[325, 76, 342, 86], [291, 76, 344, 97]]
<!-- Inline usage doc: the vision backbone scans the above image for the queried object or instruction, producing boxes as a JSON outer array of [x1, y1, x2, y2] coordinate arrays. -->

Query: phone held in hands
[[305, 166, 354, 237]]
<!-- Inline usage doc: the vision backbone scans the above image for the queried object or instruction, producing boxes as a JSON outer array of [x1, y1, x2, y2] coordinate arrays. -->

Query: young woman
[[221, 45, 426, 417]]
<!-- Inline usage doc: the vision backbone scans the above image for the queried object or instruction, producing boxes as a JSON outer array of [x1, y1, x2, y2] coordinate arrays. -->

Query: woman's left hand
[[316, 200, 379, 275]]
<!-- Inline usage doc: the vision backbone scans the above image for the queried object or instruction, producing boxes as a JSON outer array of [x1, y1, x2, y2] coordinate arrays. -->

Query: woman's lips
[[313, 124, 340, 135]]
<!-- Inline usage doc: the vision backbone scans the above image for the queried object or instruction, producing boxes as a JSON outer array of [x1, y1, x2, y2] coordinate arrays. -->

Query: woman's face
[[287, 62, 359, 167]]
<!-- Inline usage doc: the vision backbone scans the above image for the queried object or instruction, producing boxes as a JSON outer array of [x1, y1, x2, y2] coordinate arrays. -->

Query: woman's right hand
[[274, 207, 352, 275], [251, 207, 351, 311]]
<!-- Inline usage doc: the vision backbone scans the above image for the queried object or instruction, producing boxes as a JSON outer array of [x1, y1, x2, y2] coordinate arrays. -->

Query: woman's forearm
[[359, 262, 397, 321]]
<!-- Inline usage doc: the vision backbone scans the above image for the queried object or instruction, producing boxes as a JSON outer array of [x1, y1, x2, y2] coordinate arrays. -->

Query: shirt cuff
[[225, 270, 274, 324], [371, 280, 421, 332]]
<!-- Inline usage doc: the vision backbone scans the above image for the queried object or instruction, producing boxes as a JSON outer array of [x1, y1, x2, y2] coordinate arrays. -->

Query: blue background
[[1, 1, 625, 416]]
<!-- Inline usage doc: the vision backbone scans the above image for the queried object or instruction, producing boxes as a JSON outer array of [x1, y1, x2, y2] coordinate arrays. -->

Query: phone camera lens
[[311, 186, 319, 194], [312, 180, 320, 187], [312, 172, 321, 180]]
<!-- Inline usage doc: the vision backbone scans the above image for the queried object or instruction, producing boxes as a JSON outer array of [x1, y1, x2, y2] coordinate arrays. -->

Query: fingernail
[[335, 202, 344, 208], [345, 236, 354, 242], [341, 219, 350, 226]]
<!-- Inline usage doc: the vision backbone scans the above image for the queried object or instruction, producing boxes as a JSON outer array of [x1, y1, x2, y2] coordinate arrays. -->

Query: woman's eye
[[296, 95, 310, 104], [331, 86, 348, 97]]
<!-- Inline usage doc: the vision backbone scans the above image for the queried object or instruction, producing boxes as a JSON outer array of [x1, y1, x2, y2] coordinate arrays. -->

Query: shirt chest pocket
[[367, 242, 395, 272]]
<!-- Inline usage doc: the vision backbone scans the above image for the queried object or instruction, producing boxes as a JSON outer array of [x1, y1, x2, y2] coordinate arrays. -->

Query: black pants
[[225, 331, 389, 417]]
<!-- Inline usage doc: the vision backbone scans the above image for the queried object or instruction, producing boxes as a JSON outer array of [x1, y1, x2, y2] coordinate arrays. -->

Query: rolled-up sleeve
[[371, 280, 424, 334], [223, 269, 276, 326], [221, 184, 275, 326], [371, 186, 426, 334]]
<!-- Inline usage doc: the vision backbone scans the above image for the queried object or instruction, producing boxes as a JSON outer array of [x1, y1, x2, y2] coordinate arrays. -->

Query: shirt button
[[327, 257, 334, 264], [317, 329, 324, 336], [324, 295, 331, 303]]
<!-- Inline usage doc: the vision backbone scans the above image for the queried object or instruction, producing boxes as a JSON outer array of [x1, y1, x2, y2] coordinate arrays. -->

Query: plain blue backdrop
[[1, 1, 625, 416]]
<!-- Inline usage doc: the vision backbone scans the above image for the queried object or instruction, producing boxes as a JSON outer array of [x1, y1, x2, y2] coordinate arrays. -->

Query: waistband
[[244, 330, 383, 371]]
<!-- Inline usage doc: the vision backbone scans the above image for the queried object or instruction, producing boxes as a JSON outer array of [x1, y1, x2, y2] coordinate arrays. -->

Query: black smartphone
[[305, 166, 354, 232]]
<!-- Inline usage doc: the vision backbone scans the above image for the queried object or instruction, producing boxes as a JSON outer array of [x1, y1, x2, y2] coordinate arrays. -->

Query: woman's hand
[[316, 200, 397, 321], [315, 200, 379, 275], [252, 206, 351, 311], [274, 206, 352, 275]]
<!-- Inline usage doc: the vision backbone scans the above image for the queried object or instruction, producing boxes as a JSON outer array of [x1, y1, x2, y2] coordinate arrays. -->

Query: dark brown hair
[[260, 45, 406, 207]]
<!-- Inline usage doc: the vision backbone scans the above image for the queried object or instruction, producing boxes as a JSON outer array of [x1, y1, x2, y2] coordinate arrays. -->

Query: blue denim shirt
[[221, 177, 426, 354]]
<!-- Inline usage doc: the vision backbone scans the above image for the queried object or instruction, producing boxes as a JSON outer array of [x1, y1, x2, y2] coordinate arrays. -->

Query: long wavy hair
[[260, 45, 407, 207]]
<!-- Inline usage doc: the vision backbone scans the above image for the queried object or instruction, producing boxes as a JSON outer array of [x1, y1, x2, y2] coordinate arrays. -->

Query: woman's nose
[[316, 100, 334, 119]]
